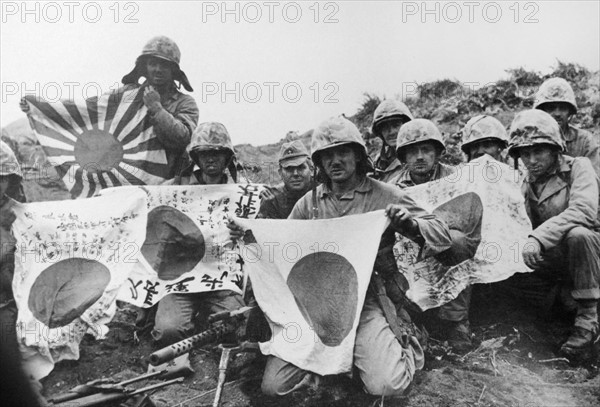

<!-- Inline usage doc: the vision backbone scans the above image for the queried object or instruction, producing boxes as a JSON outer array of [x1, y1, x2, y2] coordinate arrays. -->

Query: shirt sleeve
[[150, 94, 199, 152], [531, 157, 599, 250], [288, 194, 310, 220]]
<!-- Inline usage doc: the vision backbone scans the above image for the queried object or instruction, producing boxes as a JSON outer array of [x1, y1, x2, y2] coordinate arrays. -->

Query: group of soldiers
[[1, 35, 599, 400]]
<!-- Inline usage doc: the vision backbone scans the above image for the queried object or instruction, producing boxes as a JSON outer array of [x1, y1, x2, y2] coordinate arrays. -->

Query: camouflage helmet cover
[[371, 99, 414, 135], [0, 140, 23, 179], [507, 109, 566, 156], [311, 116, 369, 163], [534, 77, 577, 114], [396, 118, 445, 158], [188, 122, 236, 157], [460, 115, 509, 153], [122, 36, 193, 92]]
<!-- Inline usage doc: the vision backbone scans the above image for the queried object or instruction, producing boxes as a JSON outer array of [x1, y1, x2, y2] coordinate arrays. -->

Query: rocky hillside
[[2, 62, 598, 200]]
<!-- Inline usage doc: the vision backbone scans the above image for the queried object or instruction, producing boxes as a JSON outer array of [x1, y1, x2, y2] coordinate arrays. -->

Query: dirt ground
[[40, 285, 600, 407]]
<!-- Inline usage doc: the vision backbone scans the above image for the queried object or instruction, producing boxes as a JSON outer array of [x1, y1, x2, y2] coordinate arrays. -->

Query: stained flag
[[22, 87, 170, 199], [11, 189, 148, 379], [99, 184, 264, 307], [235, 211, 389, 375], [395, 155, 532, 310]]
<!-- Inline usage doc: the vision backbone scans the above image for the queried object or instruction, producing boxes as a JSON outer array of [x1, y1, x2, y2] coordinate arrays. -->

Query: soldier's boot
[[559, 300, 599, 358], [446, 320, 473, 354]]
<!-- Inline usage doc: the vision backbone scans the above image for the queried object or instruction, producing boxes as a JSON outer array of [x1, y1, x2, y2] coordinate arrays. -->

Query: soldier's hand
[[385, 204, 419, 237], [19, 98, 30, 113], [259, 186, 275, 201], [143, 86, 162, 115], [227, 219, 245, 242], [522, 237, 543, 269]]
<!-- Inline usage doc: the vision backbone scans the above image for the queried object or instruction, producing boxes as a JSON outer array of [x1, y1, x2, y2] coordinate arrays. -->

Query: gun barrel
[[149, 323, 235, 366]]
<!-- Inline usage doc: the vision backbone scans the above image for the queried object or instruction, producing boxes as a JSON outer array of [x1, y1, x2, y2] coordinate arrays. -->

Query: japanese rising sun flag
[[22, 87, 169, 199], [235, 211, 389, 375], [395, 155, 532, 311], [99, 184, 264, 308], [11, 188, 148, 380]]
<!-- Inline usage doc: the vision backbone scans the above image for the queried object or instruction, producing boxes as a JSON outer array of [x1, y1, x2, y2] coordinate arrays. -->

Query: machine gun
[[148, 306, 254, 366]]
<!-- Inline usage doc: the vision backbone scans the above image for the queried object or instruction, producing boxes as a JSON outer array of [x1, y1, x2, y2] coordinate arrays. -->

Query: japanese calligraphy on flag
[[395, 155, 532, 311], [22, 86, 170, 199], [236, 211, 389, 375], [99, 184, 264, 308], [11, 189, 147, 380]]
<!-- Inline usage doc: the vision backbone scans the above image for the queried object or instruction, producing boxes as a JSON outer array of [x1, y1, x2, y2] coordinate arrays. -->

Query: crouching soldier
[[247, 116, 454, 396], [507, 109, 600, 357], [152, 123, 244, 347], [461, 115, 509, 163], [395, 119, 480, 352]]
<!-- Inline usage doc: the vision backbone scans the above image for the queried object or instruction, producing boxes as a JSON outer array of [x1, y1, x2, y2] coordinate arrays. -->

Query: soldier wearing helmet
[[235, 116, 454, 397], [461, 115, 509, 162], [534, 77, 599, 176], [122, 36, 199, 180], [371, 100, 414, 183], [151, 122, 244, 351], [257, 140, 313, 219], [395, 119, 456, 187], [506, 109, 600, 357], [396, 119, 483, 353]]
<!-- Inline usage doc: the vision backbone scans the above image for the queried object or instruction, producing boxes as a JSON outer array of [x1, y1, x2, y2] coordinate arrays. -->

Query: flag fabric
[[395, 155, 532, 311], [235, 211, 389, 376], [99, 184, 265, 308], [23, 87, 170, 199], [11, 189, 148, 380]]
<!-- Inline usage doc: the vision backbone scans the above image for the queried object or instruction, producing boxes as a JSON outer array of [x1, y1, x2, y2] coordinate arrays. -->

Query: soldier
[[534, 77, 599, 176], [460, 115, 509, 162], [151, 123, 244, 347], [232, 116, 454, 396], [258, 140, 313, 219], [371, 99, 414, 183], [507, 109, 600, 357], [395, 119, 455, 188], [395, 119, 479, 352]]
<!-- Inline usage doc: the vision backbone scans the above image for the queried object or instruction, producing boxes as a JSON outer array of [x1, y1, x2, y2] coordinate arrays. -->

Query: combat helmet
[[311, 116, 369, 164], [0, 140, 23, 180], [507, 109, 566, 157], [122, 36, 193, 92], [371, 99, 414, 136], [188, 122, 238, 180], [534, 77, 577, 114], [461, 115, 509, 154], [396, 119, 445, 160]]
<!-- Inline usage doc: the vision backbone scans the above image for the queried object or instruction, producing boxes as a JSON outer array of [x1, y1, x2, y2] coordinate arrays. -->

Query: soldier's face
[[378, 119, 405, 147], [468, 140, 504, 161], [403, 142, 438, 177], [320, 145, 359, 184], [279, 161, 312, 192], [539, 102, 571, 129], [145, 57, 174, 88], [519, 145, 558, 177], [195, 151, 230, 177]]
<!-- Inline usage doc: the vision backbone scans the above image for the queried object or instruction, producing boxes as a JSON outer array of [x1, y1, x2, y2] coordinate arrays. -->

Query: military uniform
[[371, 100, 414, 184], [507, 109, 600, 354], [260, 117, 452, 397], [151, 123, 243, 346], [258, 140, 313, 219], [121, 36, 199, 180]]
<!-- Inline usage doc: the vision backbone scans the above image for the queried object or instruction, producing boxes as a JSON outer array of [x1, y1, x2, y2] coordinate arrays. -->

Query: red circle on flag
[[74, 129, 124, 172], [141, 206, 206, 280], [28, 258, 111, 328], [287, 252, 358, 347]]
